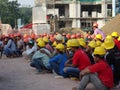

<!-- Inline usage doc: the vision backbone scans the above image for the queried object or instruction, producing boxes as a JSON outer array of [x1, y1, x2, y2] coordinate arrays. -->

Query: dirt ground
[[0, 55, 119, 90]]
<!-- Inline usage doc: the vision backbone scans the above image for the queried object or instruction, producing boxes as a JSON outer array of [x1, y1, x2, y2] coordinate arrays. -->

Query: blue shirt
[[5, 39, 17, 51], [49, 53, 67, 76]]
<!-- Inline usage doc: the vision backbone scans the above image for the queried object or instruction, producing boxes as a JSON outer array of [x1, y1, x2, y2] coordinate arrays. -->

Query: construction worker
[[62, 33, 68, 43], [71, 34, 76, 39], [95, 34, 103, 47], [85, 40, 97, 64], [64, 39, 91, 78], [22, 40, 37, 61], [104, 38, 120, 87], [72, 46, 113, 90], [48, 43, 67, 78], [118, 36, 120, 41], [51, 34, 63, 57], [77, 38, 86, 50], [92, 22, 106, 40], [43, 37, 53, 53], [30, 40, 51, 74], [3, 36, 18, 57], [111, 32, 120, 50]]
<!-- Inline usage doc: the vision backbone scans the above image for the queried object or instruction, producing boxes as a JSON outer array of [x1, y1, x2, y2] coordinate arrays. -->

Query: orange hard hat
[[76, 33, 81, 38], [44, 33, 47, 36], [71, 34, 76, 39], [23, 34, 28, 38], [23, 38, 28, 43], [66, 33, 71, 39], [93, 22, 98, 27], [31, 34, 36, 39]]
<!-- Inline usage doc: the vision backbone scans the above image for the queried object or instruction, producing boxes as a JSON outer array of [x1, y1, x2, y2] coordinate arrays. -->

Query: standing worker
[[92, 22, 106, 40]]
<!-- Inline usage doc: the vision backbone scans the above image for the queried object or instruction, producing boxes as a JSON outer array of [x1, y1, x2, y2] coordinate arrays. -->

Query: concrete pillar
[[70, 0, 81, 28], [76, 3, 81, 18], [65, 5, 69, 17], [112, 0, 116, 17], [72, 19, 77, 28], [69, 3, 76, 18], [101, 0, 107, 18]]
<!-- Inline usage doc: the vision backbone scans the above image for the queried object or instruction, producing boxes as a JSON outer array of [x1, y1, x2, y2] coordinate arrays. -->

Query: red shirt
[[88, 60, 113, 88], [114, 39, 120, 50], [72, 49, 91, 70]]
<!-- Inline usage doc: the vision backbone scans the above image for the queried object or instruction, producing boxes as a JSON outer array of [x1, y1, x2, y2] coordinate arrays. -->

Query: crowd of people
[[0, 23, 120, 90]]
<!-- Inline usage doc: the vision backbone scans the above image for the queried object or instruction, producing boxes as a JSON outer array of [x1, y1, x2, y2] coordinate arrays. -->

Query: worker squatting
[[0, 23, 120, 90]]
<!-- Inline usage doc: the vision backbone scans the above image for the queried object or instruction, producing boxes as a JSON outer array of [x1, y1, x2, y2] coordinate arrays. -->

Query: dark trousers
[[30, 58, 45, 72]]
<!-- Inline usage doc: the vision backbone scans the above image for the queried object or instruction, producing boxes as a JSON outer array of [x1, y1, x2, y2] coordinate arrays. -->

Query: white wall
[[32, 7, 47, 23]]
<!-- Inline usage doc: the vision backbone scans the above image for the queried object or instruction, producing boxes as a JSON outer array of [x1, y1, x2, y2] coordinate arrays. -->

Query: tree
[[0, 0, 21, 28], [19, 7, 32, 25]]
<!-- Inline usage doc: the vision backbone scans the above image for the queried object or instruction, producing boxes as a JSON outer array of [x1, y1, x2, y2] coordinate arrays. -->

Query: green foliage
[[0, 0, 21, 28], [0, 0, 32, 28], [19, 7, 32, 25]]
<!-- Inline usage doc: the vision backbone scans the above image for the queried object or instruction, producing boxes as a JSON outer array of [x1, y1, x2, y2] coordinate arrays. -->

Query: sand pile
[[101, 14, 120, 35]]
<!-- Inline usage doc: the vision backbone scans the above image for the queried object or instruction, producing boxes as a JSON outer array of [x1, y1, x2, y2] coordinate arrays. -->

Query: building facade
[[34, 0, 119, 31]]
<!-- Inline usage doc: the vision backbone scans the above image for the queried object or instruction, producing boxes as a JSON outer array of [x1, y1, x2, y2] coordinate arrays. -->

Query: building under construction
[[34, 0, 119, 31]]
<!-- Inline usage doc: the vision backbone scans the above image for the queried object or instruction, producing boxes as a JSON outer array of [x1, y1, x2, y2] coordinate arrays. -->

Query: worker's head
[[93, 22, 98, 28], [55, 34, 63, 43], [93, 46, 106, 62], [86, 40, 97, 53], [37, 40, 45, 49], [96, 34, 102, 41], [28, 40, 34, 48], [103, 38, 115, 50], [43, 37, 49, 44], [69, 39, 80, 52], [55, 43, 65, 53], [111, 32, 119, 39]]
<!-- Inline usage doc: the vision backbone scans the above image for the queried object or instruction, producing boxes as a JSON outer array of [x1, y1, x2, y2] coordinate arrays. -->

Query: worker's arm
[[79, 67, 90, 80], [64, 58, 73, 67]]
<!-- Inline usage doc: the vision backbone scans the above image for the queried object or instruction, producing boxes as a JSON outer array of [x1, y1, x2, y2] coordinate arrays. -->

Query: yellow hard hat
[[93, 46, 106, 55], [78, 38, 86, 47], [55, 43, 65, 52], [101, 43, 105, 48], [66, 40, 70, 48], [104, 38, 115, 50], [37, 40, 45, 47], [118, 36, 120, 41], [88, 40, 97, 48], [69, 39, 80, 47], [43, 37, 49, 43], [96, 34, 102, 40], [36, 38, 43, 43], [111, 32, 119, 37], [106, 35, 113, 40], [96, 40, 102, 46], [52, 41, 57, 47]]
